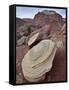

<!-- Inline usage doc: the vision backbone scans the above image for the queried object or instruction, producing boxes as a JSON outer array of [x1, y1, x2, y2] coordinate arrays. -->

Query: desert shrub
[[23, 26, 32, 36], [27, 26, 32, 35], [16, 32, 22, 40], [16, 26, 32, 42]]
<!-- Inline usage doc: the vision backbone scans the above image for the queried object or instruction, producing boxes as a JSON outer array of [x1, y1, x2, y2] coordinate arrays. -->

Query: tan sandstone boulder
[[21, 40, 57, 82]]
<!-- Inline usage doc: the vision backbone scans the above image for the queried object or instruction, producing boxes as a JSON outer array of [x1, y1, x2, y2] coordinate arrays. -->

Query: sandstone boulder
[[21, 40, 57, 82]]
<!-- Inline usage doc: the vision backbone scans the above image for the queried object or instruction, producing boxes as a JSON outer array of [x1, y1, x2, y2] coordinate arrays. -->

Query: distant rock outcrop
[[16, 10, 65, 33], [34, 11, 64, 27]]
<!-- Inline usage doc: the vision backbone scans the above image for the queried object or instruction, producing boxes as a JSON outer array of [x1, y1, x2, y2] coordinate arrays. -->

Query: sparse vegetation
[[16, 32, 22, 40], [27, 26, 32, 35]]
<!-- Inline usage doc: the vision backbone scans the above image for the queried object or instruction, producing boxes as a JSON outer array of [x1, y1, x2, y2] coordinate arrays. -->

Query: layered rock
[[21, 40, 57, 82], [16, 10, 64, 35], [34, 11, 64, 27]]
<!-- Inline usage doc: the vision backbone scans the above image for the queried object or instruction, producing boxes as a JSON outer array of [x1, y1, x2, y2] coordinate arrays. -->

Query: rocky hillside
[[16, 10, 64, 30], [34, 10, 64, 26], [16, 10, 65, 46]]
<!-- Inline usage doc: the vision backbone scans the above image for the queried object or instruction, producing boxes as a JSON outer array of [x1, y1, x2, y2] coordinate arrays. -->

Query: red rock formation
[[34, 11, 64, 26]]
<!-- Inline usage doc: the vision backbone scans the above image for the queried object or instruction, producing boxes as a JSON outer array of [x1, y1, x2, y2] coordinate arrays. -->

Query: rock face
[[28, 33, 40, 47], [28, 25, 51, 40], [50, 24, 66, 48], [16, 10, 64, 35], [34, 11, 64, 27], [21, 40, 57, 82]]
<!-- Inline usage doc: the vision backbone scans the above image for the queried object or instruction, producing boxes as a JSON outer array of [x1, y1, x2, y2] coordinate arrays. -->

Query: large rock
[[34, 10, 64, 27], [16, 10, 64, 34], [21, 40, 57, 82], [28, 33, 40, 47], [50, 24, 66, 48]]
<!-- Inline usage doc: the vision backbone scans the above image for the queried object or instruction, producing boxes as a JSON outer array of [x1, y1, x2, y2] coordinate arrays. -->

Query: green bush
[[16, 32, 21, 40], [27, 26, 32, 35]]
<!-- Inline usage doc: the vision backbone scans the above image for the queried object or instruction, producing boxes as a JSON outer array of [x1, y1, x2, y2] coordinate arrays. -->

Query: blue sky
[[16, 6, 66, 19]]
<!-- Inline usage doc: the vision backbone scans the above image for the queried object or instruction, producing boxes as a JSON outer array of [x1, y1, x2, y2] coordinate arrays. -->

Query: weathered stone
[[28, 33, 39, 47], [21, 40, 57, 82]]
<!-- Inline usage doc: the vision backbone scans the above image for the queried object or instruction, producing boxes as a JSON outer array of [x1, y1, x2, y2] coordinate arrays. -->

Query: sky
[[16, 6, 66, 19]]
